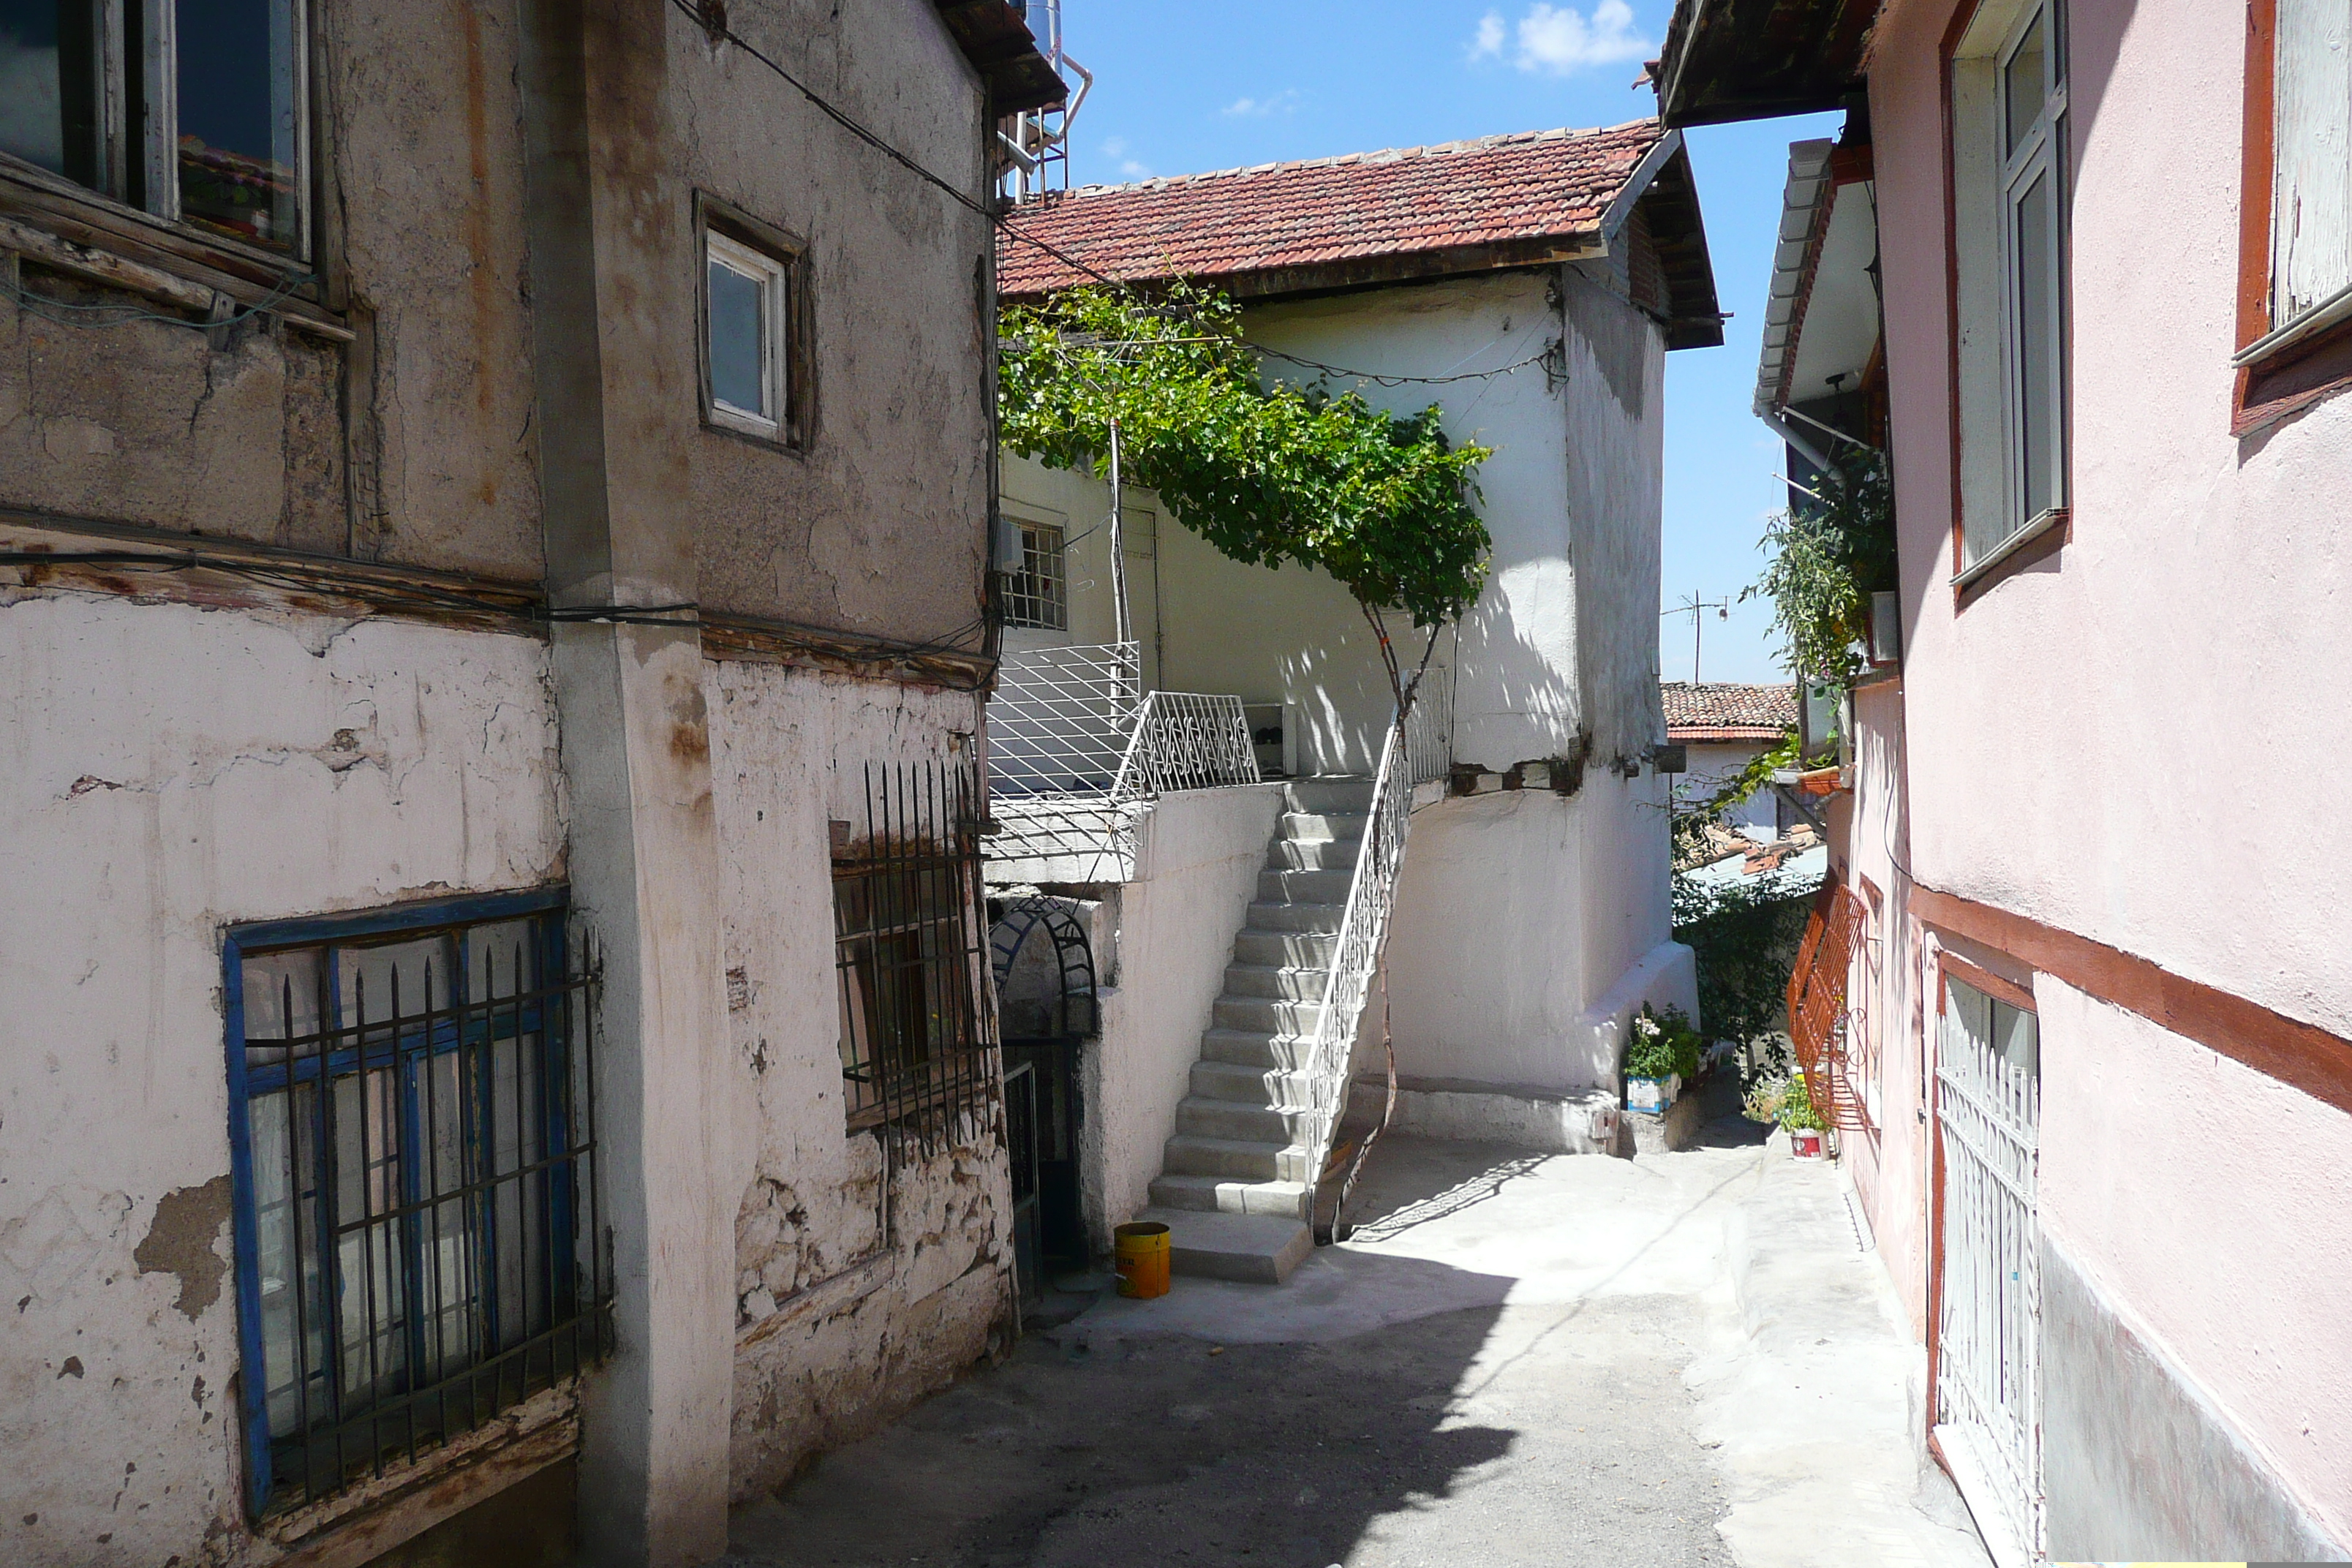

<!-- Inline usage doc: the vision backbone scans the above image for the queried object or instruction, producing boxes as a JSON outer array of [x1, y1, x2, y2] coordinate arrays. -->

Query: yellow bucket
[[1114, 1221, 1172, 1299]]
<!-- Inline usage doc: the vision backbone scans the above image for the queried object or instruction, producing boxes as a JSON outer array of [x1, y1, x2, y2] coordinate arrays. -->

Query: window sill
[[0, 157, 347, 340], [255, 1381, 578, 1556], [2234, 310, 2352, 438], [1951, 505, 2068, 605]]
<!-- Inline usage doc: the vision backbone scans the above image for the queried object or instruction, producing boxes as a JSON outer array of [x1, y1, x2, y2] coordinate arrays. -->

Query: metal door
[[1936, 974, 2043, 1558]]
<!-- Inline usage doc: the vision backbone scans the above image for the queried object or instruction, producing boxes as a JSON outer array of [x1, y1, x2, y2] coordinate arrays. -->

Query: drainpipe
[[1755, 405, 1832, 473]]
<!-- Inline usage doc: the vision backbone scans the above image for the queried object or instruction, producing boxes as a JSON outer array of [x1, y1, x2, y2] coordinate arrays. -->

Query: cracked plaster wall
[[0, 0, 545, 578], [0, 592, 563, 1565], [705, 659, 1014, 1500], [673, 0, 995, 647]]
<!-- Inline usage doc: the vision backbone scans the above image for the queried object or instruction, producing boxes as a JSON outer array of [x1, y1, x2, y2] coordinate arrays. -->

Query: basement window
[[223, 892, 610, 1518], [0, 0, 310, 255], [832, 763, 997, 1150]]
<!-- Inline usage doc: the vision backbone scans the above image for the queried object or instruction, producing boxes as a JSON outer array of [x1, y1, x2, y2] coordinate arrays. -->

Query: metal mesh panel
[[1786, 881, 1870, 1130], [834, 761, 1000, 1156], [233, 905, 607, 1518]]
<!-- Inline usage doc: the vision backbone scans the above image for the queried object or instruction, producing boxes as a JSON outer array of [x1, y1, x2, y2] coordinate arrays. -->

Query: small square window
[[699, 210, 807, 448]]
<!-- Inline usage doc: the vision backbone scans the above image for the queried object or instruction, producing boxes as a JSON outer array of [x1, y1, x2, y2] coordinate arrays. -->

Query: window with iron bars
[[223, 889, 609, 1519], [1002, 521, 1067, 630], [834, 761, 999, 1151]]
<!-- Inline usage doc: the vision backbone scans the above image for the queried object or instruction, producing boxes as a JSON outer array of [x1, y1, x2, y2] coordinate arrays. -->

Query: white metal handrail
[[1299, 688, 1452, 1235], [1112, 690, 1260, 799]]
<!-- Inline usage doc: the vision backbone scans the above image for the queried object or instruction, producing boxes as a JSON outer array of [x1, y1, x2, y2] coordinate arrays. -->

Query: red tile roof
[[1662, 682, 1798, 740], [997, 120, 1667, 299]]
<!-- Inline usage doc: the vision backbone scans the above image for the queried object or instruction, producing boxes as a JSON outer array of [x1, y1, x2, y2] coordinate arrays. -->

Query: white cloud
[[1102, 136, 1128, 157], [1119, 159, 1153, 179], [1222, 88, 1301, 118], [1470, 1, 1654, 74]]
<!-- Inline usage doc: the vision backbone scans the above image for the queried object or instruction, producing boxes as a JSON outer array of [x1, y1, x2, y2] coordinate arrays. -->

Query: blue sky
[[1050, 1, 1839, 684]]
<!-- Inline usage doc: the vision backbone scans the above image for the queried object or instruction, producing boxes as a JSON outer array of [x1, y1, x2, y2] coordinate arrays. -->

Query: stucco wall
[[676, 0, 995, 645], [0, 595, 563, 1565], [1384, 766, 1685, 1096], [1083, 785, 1285, 1247], [704, 660, 1015, 1499], [1861, 0, 2352, 1534], [0, 0, 548, 579]]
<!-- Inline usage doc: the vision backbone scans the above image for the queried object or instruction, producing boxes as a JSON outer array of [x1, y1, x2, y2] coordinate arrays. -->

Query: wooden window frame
[[2233, 0, 2352, 436], [694, 192, 815, 454]]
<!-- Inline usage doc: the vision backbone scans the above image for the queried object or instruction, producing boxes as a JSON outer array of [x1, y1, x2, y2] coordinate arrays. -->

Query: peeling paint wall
[[705, 660, 1015, 1499], [0, 594, 563, 1565]]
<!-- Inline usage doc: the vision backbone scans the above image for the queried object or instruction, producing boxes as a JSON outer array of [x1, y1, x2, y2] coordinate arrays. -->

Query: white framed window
[[0, 0, 310, 257], [1950, 0, 2069, 578], [704, 229, 790, 440], [1996, 1, 2065, 543]]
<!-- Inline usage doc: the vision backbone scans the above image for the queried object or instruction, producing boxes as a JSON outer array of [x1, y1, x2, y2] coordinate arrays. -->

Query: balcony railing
[[986, 642, 1260, 872]]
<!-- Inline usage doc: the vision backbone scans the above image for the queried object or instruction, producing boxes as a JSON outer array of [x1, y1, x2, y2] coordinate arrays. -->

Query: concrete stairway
[[1132, 776, 1373, 1285]]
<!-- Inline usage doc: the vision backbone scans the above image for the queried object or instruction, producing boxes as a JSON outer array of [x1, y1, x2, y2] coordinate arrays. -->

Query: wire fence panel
[[1403, 674, 1453, 787], [989, 642, 1142, 800], [1936, 980, 2043, 1557]]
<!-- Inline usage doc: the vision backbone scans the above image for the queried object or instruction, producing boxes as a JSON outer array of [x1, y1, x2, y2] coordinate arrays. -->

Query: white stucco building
[[0, 4, 1063, 1564], [1662, 681, 1798, 840], [986, 121, 1723, 1275]]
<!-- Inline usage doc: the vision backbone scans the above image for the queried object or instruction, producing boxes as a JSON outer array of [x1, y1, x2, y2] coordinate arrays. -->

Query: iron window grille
[[834, 761, 1000, 1153], [1003, 521, 1068, 630], [223, 889, 610, 1520]]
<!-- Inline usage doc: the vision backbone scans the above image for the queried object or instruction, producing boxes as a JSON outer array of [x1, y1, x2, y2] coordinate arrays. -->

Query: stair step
[[1232, 929, 1338, 968], [1258, 867, 1354, 904], [1189, 1058, 1316, 1104], [1161, 1134, 1312, 1183], [1284, 776, 1376, 815], [1137, 1206, 1313, 1284], [1244, 900, 1344, 933], [1214, 994, 1323, 1033], [1267, 836, 1360, 871], [1199, 1028, 1314, 1071], [1175, 1094, 1311, 1142], [1147, 1173, 1311, 1220], [1279, 811, 1369, 843], [1221, 963, 1334, 1000]]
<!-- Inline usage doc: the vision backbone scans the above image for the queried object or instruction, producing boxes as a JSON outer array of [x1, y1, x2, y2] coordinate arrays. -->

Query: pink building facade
[[1660, 0, 2352, 1558]]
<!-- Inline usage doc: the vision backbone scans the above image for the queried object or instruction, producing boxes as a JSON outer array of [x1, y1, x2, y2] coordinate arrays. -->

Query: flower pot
[[1789, 1126, 1825, 1159], [1626, 1074, 1681, 1113]]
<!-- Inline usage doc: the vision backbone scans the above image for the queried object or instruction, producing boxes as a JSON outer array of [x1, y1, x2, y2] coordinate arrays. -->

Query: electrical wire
[[3, 267, 315, 333]]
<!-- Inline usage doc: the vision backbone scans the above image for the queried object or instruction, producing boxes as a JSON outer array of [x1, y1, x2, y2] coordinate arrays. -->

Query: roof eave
[[932, 0, 1066, 116], [1000, 230, 1613, 306], [1654, 0, 1874, 130]]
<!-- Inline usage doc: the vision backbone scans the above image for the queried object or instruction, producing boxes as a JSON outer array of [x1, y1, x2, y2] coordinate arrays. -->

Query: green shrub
[[1672, 869, 1814, 1086], [1776, 1078, 1826, 1132], [1624, 1003, 1703, 1082]]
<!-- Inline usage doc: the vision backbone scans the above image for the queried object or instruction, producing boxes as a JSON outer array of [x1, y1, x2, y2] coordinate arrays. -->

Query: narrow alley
[[725, 1090, 1990, 1568]]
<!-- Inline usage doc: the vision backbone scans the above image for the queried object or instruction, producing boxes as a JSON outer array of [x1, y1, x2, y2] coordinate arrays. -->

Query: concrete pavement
[[725, 1089, 1991, 1568]]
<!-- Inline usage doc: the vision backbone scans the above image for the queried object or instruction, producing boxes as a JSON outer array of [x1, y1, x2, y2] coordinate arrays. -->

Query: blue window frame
[[223, 889, 607, 1518]]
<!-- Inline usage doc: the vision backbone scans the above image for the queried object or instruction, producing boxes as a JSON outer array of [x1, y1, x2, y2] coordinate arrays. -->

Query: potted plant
[[1624, 1003, 1703, 1113], [1778, 1079, 1828, 1158]]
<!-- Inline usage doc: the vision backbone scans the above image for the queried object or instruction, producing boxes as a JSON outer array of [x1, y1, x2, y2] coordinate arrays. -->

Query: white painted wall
[[1081, 785, 1284, 1248], [1673, 740, 1782, 838], [1384, 766, 1690, 1096], [0, 595, 564, 1564], [704, 660, 1016, 1499]]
